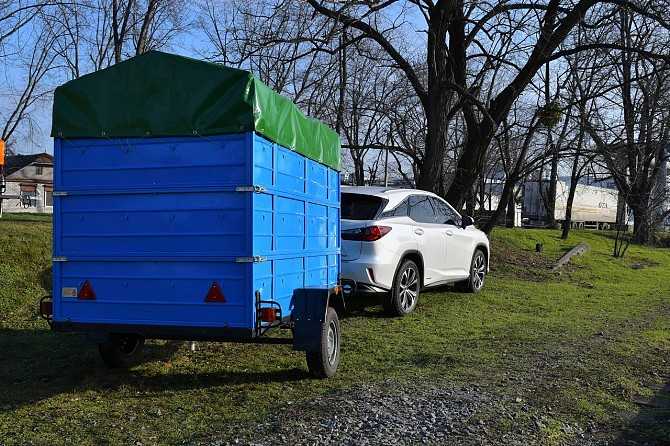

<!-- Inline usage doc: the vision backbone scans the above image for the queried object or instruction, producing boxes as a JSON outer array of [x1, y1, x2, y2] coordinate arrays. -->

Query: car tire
[[98, 333, 145, 368], [457, 249, 486, 293], [384, 259, 420, 317]]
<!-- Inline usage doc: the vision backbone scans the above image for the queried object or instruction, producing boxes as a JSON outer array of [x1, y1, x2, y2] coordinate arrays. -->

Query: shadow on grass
[[0, 328, 312, 408], [612, 382, 670, 445], [343, 284, 467, 319]]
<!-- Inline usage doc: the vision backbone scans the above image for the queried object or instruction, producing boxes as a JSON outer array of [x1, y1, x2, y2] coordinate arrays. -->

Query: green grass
[[1, 222, 669, 445], [0, 213, 52, 329]]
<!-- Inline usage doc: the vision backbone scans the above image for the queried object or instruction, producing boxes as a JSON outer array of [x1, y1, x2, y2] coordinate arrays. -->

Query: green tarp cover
[[51, 51, 341, 170]]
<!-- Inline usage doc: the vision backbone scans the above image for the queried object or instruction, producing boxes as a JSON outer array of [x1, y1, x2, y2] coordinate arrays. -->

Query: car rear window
[[341, 193, 385, 220]]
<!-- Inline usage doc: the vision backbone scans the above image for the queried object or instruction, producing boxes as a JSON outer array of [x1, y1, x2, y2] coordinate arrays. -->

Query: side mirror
[[461, 215, 474, 229]]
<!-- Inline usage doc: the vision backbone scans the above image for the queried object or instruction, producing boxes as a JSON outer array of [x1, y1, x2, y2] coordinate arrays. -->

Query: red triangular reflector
[[77, 280, 96, 300], [204, 282, 226, 302]]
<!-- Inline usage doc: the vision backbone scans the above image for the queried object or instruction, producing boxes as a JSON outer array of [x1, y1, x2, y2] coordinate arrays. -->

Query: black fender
[[291, 287, 341, 352]]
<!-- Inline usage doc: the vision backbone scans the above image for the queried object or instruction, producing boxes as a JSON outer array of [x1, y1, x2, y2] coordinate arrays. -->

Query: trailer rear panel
[[52, 132, 340, 337]]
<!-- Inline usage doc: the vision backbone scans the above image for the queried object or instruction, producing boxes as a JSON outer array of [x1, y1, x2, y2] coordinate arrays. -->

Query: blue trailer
[[39, 52, 343, 377]]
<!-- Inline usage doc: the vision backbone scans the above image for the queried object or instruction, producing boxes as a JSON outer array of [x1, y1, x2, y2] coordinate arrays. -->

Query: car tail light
[[341, 225, 392, 241]]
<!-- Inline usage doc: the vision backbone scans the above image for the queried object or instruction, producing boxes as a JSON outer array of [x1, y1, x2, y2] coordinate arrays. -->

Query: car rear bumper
[[340, 278, 389, 297], [341, 257, 396, 295]]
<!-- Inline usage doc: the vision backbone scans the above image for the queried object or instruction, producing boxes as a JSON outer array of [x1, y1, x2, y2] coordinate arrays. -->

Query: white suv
[[340, 186, 490, 316]]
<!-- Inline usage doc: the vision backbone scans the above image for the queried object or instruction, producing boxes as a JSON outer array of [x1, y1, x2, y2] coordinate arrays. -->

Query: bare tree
[[47, 0, 188, 75], [1, 3, 64, 151], [583, 6, 670, 243], [112, 0, 184, 62], [0, 1, 55, 47], [559, 35, 605, 240], [200, 0, 420, 186], [481, 112, 542, 234], [276, 1, 670, 212]]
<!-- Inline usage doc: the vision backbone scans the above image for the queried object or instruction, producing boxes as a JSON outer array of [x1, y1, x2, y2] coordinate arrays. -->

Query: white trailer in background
[[523, 181, 619, 229]]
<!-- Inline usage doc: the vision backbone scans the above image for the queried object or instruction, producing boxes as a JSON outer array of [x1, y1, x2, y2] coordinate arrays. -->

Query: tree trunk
[[136, 0, 160, 55], [416, 5, 450, 197], [444, 123, 494, 211], [546, 140, 559, 228], [561, 146, 583, 239], [482, 172, 517, 234], [506, 191, 516, 228], [112, 0, 136, 64], [354, 155, 365, 186], [630, 202, 653, 243]]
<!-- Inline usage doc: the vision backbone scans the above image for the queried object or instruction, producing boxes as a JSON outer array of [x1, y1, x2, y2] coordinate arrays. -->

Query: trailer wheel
[[98, 333, 145, 368], [306, 307, 340, 378]]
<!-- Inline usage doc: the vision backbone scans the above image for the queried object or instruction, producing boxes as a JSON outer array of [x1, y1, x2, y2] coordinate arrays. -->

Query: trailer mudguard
[[291, 288, 331, 352], [85, 332, 109, 344]]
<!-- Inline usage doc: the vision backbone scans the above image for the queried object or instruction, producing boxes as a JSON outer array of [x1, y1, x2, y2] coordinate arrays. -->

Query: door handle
[[414, 228, 424, 235], [446, 230, 453, 236]]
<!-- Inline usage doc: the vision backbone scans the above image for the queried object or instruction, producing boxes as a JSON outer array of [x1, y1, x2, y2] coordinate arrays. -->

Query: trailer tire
[[306, 307, 340, 378], [98, 333, 145, 368]]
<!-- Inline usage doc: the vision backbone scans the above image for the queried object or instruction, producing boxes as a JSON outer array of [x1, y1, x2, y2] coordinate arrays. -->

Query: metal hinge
[[235, 186, 267, 193], [53, 191, 67, 197], [236, 256, 267, 263], [52, 256, 68, 262]]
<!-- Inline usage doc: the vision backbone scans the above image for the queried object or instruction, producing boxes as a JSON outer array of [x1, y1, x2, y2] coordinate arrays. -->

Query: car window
[[409, 195, 437, 223], [431, 197, 461, 226], [341, 193, 386, 220], [380, 198, 409, 218]]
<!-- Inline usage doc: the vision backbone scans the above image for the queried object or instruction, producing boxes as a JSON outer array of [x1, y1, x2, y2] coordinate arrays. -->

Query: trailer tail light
[[204, 282, 226, 302], [41, 300, 53, 315], [259, 307, 279, 323], [341, 225, 392, 241], [77, 280, 97, 300], [40, 297, 53, 317]]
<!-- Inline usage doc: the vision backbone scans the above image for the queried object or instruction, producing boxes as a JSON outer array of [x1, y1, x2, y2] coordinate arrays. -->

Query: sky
[[1, 0, 431, 158]]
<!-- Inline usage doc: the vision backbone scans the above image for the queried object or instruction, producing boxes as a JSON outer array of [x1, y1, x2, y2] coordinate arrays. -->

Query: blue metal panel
[[58, 135, 249, 191], [306, 203, 328, 250], [53, 132, 340, 338], [252, 260, 273, 306], [274, 257, 305, 306], [276, 145, 306, 194], [54, 259, 251, 328], [253, 137, 274, 188], [274, 196, 305, 252], [58, 191, 248, 256], [305, 255, 329, 287], [253, 193, 274, 253], [306, 160, 328, 200]]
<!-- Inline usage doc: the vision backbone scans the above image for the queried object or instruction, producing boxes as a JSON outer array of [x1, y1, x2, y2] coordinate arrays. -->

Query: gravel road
[[200, 381, 617, 446]]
